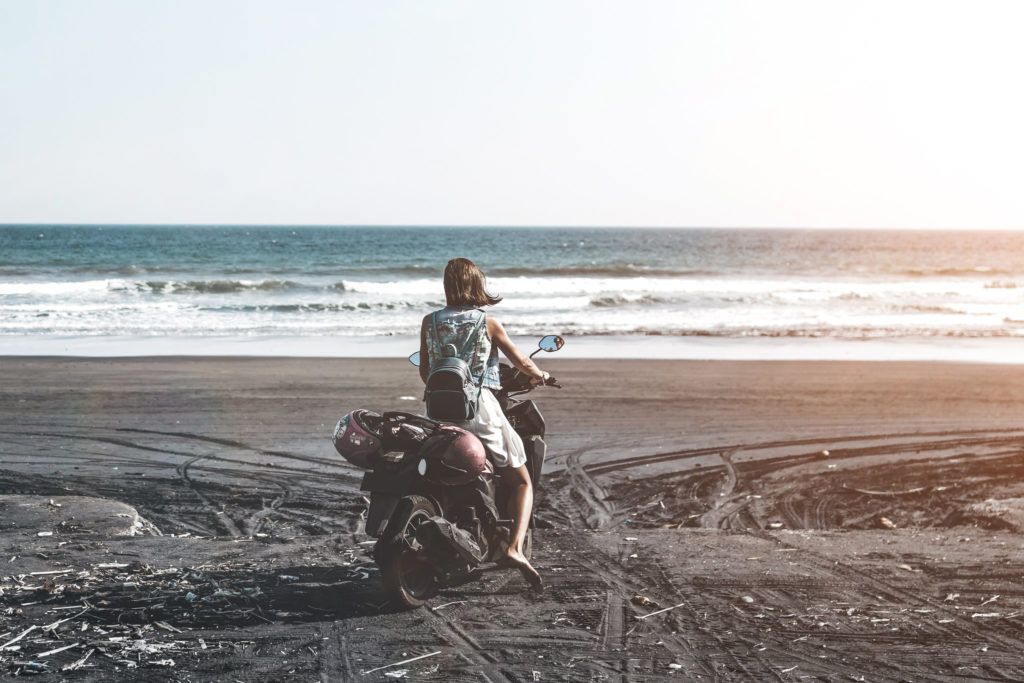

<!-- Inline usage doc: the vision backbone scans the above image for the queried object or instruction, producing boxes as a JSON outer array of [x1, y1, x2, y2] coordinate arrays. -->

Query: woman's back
[[424, 306, 500, 390]]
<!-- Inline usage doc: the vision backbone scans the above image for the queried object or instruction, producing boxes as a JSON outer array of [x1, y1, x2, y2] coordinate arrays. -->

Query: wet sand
[[2, 358, 1024, 680]]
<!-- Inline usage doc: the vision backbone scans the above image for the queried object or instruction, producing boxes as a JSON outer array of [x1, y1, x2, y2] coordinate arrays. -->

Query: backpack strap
[[430, 311, 441, 357], [458, 311, 486, 359], [461, 311, 487, 391]]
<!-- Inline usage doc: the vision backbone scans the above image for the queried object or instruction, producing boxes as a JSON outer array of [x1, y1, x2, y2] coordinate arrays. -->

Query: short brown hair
[[443, 258, 502, 307]]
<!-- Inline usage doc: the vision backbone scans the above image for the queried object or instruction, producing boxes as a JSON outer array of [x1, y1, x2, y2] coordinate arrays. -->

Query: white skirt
[[460, 388, 527, 469]]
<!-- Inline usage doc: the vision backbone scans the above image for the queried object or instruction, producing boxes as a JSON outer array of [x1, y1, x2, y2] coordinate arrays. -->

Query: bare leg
[[501, 465, 542, 588]]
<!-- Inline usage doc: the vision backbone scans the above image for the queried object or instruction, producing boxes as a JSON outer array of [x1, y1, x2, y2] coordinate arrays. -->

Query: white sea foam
[[0, 279, 131, 296], [1, 272, 1022, 340]]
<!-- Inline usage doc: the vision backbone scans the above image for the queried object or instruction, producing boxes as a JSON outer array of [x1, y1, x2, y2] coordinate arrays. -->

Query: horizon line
[[2, 223, 1023, 231]]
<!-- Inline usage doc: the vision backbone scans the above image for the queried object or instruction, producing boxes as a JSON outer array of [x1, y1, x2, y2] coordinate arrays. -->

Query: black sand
[[2, 358, 1024, 680]]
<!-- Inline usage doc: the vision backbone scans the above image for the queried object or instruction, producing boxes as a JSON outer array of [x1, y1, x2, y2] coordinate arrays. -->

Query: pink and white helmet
[[332, 410, 383, 469]]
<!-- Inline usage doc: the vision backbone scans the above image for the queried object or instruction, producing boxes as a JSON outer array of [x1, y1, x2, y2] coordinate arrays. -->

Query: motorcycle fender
[[360, 469, 412, 495], [365, 494, 400, 538]]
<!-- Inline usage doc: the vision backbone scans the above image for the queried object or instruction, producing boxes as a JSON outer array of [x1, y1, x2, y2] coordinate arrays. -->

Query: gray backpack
[[424, 311, 485, 422]]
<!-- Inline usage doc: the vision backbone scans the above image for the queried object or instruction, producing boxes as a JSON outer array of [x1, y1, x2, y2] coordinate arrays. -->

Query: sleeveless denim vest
[[425, 306, 501, 391]]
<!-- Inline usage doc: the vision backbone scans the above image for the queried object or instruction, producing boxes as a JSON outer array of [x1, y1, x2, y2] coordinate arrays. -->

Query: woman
[[419, 257, 547, 588]]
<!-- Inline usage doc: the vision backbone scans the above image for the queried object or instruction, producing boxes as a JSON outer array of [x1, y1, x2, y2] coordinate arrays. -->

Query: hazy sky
[[2, 1, 1022, 228]]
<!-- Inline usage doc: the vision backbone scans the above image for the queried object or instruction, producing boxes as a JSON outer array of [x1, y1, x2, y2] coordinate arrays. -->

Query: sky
[[1, 1, 1023, 228]]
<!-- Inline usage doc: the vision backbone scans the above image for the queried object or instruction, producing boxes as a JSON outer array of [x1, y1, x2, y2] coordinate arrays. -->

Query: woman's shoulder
[[484, 313, 503, 332]]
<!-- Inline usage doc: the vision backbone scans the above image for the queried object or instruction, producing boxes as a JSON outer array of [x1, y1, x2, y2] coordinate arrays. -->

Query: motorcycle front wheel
[[380, 495, 440, 609]]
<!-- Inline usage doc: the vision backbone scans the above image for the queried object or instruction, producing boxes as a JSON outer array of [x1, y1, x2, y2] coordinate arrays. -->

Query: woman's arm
[[419, 315, 430, 384], [486, 316, 547, 384]]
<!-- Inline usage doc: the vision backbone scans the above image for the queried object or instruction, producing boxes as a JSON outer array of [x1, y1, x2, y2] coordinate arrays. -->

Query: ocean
[[1, 226, 1023, 359]]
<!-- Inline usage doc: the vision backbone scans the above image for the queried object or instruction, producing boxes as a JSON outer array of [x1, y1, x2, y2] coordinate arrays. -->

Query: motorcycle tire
[[380, 495, 440, 609]]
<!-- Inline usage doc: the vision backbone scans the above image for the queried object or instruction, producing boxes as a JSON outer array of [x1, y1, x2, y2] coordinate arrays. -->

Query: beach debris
[[741, 595, 755, 604], [154, 621, 182, 633], [1, 551, 375, 674], [384, 669, 409, 679], [1, 625, 38, 650], [11, 661, 49, 675], [878, 517, 897, 529], [820, 450, 830, 458], [61, 648, 95, 671], [42, 606, 90, 633], [850, 486, 927, 497], [767, 522, 784, 530], [360, 650, 442, 675], [35, 641, 80, 658], [430, 600, 470, 612], [28, 570, 72, 578], [36, 532, 53, 538], [897, 564, 916, 572], [630, 595, 658, 608], [636, 602, 686, 620]]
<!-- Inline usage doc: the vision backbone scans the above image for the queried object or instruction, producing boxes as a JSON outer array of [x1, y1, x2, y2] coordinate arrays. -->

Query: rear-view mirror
[[538, 335, 565, 353]]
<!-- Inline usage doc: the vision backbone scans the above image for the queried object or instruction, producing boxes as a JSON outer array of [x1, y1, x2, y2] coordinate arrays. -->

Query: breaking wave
[[490, 265, 719, 277], [903, 267, 1015, 277], [129, 279, 306, 294], [589, 294, 667, 307], [203, 301, 423, 313]]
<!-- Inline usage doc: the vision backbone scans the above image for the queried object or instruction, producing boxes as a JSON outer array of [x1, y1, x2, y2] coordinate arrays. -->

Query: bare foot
[[504, 549, 543, 590]]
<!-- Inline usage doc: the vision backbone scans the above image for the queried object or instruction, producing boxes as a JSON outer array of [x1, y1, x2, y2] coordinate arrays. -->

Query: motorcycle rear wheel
[[381, 495, 440, 609]]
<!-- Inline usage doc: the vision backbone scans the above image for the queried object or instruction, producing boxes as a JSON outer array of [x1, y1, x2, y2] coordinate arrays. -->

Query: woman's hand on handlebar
[[529, 370, 549, 386]]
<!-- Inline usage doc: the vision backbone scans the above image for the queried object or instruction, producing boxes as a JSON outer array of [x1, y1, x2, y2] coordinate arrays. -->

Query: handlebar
[[497, 364, 562, 393]]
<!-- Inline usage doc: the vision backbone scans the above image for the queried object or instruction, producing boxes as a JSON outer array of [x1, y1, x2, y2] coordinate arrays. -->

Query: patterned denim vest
[[425, 306, 501, 391]]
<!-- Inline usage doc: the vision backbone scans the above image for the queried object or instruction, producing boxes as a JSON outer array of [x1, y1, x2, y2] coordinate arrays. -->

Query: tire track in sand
[[583, 428, 1024, 477], [564, 451, 615, 529], [176, 455, 243, 537], [420, 573, 518, 683]]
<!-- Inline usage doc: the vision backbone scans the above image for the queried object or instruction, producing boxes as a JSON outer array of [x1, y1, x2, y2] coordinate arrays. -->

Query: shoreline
[[2, 334, 1024, 363]]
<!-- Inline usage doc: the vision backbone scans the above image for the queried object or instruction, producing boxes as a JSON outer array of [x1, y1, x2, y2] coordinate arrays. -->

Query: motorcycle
[[346, 334, 564, 608]]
